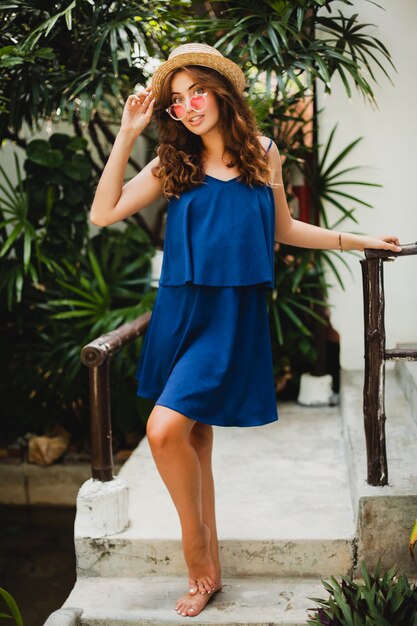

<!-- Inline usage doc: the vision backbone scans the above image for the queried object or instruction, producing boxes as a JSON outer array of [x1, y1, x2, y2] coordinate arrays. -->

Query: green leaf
[[48, 310, 96, 319], [23, 229, 32, 273], [0, 587, 23, 626], [0, 223, 23, 257], [65, 154, 91, 181], [87, 246, 108, 298], [67, 136, 88, 152], [280, 301, 313, 336], [47, 299, 99, 310], [26, 140, 64, 168], [20, 0, 76, 51], [271, 300, 283, 345]]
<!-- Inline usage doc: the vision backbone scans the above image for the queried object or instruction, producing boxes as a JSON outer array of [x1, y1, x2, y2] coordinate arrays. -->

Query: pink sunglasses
[[166, 92, 208, 121]]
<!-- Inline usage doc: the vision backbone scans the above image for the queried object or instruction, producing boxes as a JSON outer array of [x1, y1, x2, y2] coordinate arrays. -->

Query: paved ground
[[0, 506, 76, 626]]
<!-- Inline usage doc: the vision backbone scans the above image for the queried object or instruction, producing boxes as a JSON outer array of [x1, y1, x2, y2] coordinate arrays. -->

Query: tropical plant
[[0, 587, 23, 626], [0, 138, 156, 447], [0, 133, 93, 309], [266, 121, 382, 389], [0, 1, 178, 142], [306, 122, 382, 298], [307, 559, 417, 626], [181, 0, 395, 103], [0, 1, 170, 250]]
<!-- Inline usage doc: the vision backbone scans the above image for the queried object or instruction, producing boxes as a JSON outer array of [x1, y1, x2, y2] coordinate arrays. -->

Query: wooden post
[[89, 359, 114, 482], [360, 257, 388, 486], [80, 312, 151, 482]]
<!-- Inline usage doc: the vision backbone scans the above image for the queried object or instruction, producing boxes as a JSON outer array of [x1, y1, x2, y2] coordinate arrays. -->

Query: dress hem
[[136, 390, 279, 428], [158, 279, 273, 290]]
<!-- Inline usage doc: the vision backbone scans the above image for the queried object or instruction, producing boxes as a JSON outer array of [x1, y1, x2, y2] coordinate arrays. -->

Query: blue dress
[[135, 138, 279, 427]]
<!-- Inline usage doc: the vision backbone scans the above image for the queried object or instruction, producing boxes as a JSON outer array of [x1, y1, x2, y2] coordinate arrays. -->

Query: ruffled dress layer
[[135, 138, 279, 427]]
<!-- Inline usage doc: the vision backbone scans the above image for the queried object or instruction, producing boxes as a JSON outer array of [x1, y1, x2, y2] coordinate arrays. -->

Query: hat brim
[[151, 52, 246, 99]]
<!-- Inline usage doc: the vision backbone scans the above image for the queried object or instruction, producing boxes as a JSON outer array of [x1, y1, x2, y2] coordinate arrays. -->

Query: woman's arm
[[268, 141, 402, 253], [90, 88, 162, 227]]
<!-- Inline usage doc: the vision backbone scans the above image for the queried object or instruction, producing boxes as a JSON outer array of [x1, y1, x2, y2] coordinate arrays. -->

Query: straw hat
[[150, 43, 246, 99]]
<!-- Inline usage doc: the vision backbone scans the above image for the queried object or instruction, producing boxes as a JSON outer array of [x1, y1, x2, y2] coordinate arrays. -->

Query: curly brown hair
[[151, 65, 273, 199]]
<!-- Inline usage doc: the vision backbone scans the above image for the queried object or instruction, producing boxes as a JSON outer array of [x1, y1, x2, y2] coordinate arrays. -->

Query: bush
[[307, 559, 417, 626], [0, 134, 156, 450]]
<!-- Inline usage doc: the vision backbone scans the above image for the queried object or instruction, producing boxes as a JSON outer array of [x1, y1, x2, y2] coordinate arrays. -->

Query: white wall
[[316, 0, 417, 369]]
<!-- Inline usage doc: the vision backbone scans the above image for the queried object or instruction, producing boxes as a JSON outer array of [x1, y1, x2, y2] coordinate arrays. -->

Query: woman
[[90, 43, 401, 618]]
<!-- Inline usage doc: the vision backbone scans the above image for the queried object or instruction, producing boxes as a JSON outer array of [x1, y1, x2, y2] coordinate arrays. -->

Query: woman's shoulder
[[257, 135, 279, 161], [257, 135, 272, 152]]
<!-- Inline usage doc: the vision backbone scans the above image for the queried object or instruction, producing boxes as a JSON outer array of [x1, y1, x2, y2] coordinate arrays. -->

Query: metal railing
[[360, 242, 417, 486], [80, 312, 151, 481]]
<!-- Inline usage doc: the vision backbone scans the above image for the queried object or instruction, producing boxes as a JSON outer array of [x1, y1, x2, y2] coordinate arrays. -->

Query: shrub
[[307, 559, 417, 626]]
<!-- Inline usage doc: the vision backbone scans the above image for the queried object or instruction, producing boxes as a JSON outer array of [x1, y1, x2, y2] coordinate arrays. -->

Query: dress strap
[[265, 137, 273, 154]]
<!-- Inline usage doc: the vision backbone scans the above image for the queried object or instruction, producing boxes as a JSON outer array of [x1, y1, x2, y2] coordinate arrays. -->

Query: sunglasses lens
[[169, 104, 186, 119], [190, 95, 206, 111]]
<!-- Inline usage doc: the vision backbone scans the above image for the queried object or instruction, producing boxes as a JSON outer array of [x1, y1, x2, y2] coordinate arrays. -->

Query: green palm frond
[[0, 588, 23, 626], [177, 0, 395, 104]]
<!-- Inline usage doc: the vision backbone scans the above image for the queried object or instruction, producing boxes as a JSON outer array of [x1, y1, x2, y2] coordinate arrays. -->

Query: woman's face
[[169, 70, 220, 135]]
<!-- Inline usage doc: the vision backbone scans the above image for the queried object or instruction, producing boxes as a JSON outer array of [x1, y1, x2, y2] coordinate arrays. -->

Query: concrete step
[[395, 342, 417, 428], [340, 367, 417, 576], [75, 401, 356, 579], [62, 575, 327, 625]]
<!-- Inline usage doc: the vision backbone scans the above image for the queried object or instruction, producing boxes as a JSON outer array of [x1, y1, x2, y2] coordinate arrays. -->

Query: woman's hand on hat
[[119, 87, 156, 138]]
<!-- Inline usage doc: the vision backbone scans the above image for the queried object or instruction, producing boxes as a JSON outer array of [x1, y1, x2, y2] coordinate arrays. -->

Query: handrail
[[360, 240, 417, 486], [80, 311, 151, 481], [363, 241, 417, 259]]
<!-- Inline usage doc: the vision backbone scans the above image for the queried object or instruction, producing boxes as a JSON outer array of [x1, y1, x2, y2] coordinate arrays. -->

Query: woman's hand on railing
[[364, 240, 417, 259], [359, 234, 402, 253]]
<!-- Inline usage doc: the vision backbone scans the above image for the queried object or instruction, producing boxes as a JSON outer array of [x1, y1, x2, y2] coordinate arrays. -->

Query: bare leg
[[175, 421, 223, 617], [189, 422, 221, 576], [146, 405, 218, 603]]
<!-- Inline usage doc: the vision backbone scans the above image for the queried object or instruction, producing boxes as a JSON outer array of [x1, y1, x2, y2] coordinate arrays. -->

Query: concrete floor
[[124, 401, 355, 542], [74, 400, 356, 582], [0, 506, 76, 626]]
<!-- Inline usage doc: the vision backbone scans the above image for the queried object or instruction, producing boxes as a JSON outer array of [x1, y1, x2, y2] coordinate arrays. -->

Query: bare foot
[[175, 580, 223, 617], [183, 523, 218, 595]]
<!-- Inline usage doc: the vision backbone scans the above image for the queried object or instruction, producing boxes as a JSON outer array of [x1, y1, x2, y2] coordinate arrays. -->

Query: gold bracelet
[[338, 232, 343, 252]]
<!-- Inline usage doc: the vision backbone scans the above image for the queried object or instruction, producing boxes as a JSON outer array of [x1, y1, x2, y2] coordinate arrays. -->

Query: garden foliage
[[307, 560, 417, 626]]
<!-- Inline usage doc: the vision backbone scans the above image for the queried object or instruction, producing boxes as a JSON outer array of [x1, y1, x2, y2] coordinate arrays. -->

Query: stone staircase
[[46, 362, 417, 625]]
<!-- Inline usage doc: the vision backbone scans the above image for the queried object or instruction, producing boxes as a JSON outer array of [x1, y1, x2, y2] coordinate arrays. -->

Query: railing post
[[89, 356, 113, 482], [89, 359, 114, 482], [80, 311, 151, 482], [360, 256, 388, 486]]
